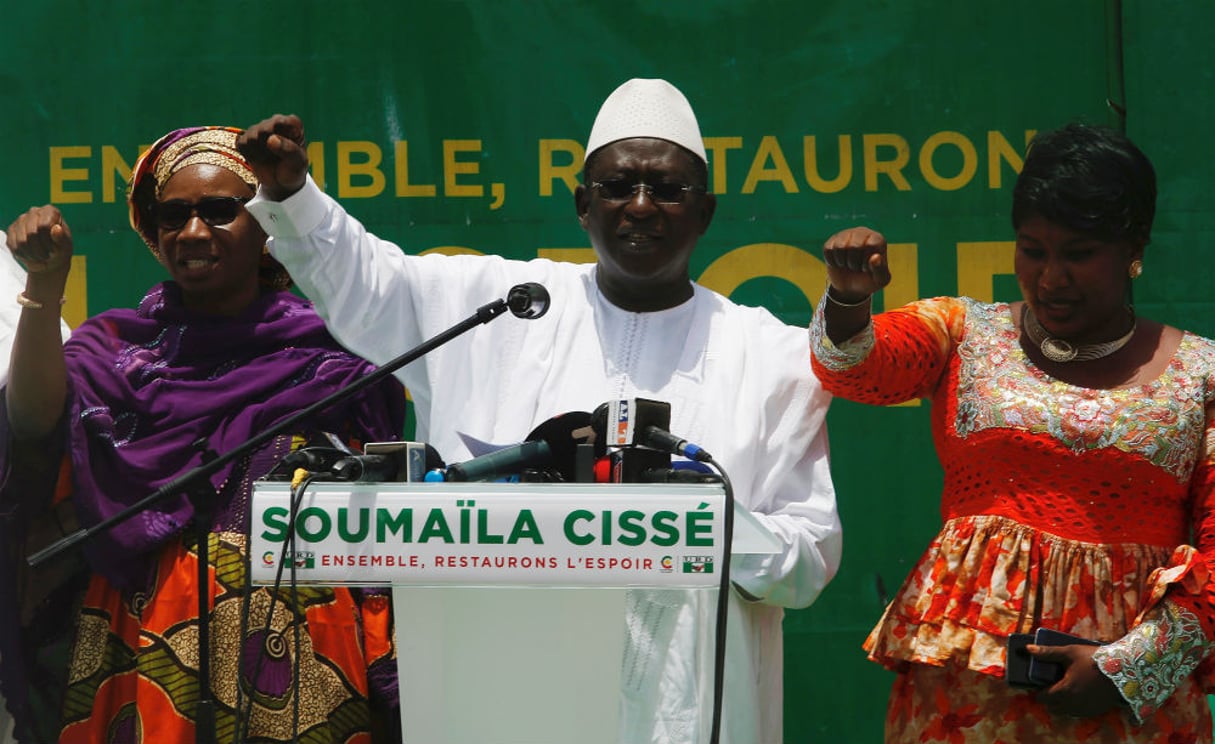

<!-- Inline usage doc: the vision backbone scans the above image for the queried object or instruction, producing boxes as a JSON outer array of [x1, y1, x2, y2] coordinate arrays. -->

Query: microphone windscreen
[[589, 398, 672, 453], [423, 443, 446, 471], [507, 282, 550, 319], [592, 456, 611, 483], [590, 404, 609, 457], [526, 411, 593, 482]]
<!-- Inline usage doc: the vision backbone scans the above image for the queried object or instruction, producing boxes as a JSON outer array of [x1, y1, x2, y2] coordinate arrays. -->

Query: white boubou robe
[[249, 178, 842, 744]]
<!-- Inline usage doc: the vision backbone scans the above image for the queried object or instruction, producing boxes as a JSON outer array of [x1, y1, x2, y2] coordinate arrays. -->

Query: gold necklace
[[1021, 305, 1136, 363]]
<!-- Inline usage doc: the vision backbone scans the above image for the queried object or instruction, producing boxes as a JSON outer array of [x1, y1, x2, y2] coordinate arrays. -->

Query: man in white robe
[[238, 78, 842, 744]]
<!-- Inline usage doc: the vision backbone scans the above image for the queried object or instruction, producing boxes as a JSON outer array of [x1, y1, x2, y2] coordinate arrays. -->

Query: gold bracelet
[[16, 292, 66, 310], [824, 284, 872, 308]]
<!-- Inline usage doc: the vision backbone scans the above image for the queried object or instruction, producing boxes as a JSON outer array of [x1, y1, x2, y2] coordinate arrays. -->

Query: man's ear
[[697, 192, 717, 236], [574, 183, 590, 230]]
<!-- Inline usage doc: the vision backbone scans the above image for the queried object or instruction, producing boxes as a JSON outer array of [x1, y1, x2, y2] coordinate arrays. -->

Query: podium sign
[[249, 481, 780, 743], [249, 482, 727, 588]]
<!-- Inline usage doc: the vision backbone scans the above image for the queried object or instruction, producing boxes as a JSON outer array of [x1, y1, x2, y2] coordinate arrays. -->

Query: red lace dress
[[811, 296, 1215, 743]]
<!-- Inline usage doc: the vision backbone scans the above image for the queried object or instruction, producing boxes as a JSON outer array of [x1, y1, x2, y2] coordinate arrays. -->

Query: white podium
[[249, 481, 781, 744]]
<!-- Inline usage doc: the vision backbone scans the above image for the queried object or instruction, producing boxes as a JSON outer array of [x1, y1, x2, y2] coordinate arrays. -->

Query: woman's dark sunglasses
[[154, 196, 249, 231]]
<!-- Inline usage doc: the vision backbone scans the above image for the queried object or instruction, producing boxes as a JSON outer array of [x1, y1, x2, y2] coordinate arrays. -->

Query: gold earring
[[1128, 259, 1143, 279]]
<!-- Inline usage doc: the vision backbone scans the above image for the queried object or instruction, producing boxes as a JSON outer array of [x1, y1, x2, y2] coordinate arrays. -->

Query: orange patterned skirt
[[56, 531, 394, 743], [885, 661, 1211, 744]]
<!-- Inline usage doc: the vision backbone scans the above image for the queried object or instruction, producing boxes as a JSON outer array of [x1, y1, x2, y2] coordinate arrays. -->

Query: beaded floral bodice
[[953, 300, 1213, 482]]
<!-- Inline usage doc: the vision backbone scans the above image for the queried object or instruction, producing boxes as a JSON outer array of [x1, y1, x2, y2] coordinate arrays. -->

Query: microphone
[[331, 442, 445, 482], [592, 456, 611, 483], [444, 440, 551, 482], [590, 398, 714, 463], [608, 447, 670, 483], [638, 468, 723, 483], [590, 398, 670, 455], [638, 427, 713, 464], [601, 440, 720, 483], [525, 411, 594, 482], [331, 453, 397, 482], [507, 282, 550, 319], [264, 446, 350, 481], [444, 411, 592, 482]]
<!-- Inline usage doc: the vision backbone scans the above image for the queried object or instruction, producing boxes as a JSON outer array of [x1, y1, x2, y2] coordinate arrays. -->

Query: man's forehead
[[586, 138, 701, 174]]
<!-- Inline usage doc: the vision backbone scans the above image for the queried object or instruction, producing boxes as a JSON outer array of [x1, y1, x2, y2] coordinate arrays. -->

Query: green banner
[[3, 2, 1212, 741]]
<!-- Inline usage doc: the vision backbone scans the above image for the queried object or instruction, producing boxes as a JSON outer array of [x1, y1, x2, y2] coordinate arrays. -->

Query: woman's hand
[[1031, 644, 1125, 718], [7, 205, 73, 278], [822, 225, 891, 302], [818, 226, 891, 343]]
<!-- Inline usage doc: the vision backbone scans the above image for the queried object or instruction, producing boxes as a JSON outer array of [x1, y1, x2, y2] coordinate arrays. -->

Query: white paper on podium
[[393, 500, 778, 744]]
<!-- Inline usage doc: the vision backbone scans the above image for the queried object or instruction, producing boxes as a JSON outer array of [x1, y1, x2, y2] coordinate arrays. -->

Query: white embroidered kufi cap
[[584, 78, 706, 163]]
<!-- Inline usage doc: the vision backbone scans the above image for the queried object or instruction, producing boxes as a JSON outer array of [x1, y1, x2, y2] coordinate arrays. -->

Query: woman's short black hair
[[1012, 122, 1156, 245]]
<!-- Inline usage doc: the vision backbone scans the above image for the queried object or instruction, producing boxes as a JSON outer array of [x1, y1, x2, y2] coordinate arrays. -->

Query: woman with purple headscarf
[[1, 127, 407, 743]]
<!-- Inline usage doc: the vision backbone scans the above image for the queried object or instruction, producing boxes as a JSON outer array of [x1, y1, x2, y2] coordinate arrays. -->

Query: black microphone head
[[331, 453, 396, 482], [507, 282, 550, 319], [267, 446, 349, 480], [590, 404, 610, 458], [423, 443, 446, 471], [589, 398, 672, 454], [360, 441, 447, 481], [526, 411, 593, 482]]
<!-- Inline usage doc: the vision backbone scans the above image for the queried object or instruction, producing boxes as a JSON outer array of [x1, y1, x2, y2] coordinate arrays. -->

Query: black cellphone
[[1026, 628, 1102, 686], [1005, 632, 1039, 689]]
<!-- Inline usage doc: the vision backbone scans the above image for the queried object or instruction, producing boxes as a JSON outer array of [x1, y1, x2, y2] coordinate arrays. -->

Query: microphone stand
[[27, 288, 542, 744], [188, 442, 220, 744]]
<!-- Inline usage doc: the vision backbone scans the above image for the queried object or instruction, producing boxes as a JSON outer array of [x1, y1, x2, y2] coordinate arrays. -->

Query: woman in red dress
[[811, 123, 1215, 743]]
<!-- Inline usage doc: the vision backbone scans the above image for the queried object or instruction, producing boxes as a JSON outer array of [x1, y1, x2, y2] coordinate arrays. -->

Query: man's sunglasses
[[154, 196, 249, 231], [590, 179, 705, 205]]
